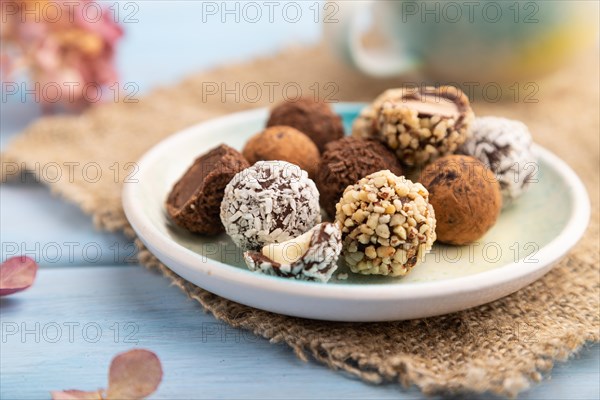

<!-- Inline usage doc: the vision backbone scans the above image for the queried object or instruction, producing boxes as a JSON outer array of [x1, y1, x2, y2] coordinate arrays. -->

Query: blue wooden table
[[1, 2, 598, 398]]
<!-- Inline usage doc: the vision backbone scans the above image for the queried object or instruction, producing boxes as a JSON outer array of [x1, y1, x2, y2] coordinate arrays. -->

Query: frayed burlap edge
[[2, 44, 599, 398]]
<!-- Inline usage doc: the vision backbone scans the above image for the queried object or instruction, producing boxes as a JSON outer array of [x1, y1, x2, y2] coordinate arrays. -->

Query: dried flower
[[1, 0, 123, 111], [0, 256, 38, 296], [51, 349, 163, 400]]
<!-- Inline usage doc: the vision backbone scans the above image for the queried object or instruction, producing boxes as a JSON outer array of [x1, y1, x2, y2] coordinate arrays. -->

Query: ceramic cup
[[324, 0, 598, 83]]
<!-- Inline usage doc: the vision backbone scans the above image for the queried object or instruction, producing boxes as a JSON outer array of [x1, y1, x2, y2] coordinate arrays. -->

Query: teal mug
[[324, 0, 598, 83]]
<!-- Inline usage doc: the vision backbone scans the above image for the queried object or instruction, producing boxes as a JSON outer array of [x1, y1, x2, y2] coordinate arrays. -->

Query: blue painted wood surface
[[1, 266, 598, 399]]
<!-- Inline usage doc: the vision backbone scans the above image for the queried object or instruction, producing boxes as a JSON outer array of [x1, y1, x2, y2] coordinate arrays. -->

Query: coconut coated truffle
[[166, 144, 249, 235], [242, 126, 320, 178], [266, 98, 344, 152], [316, 137, 403, 217], [459, 116, 537, 206], [335, 170, 436, 277], [419, 155, 501, 245], [244, 222, 342, 282], [220, 161, 321, 250]]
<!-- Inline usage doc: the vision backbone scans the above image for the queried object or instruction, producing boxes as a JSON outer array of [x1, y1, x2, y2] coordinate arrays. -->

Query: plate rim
[[123, 104, 591, 302]]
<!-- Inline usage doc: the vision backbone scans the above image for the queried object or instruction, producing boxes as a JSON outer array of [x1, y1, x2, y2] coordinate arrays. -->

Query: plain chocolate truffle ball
[[419, 155, 501, 245], [316, 137, 403, 217], [242, 126, 320, 178], [266, 98, 344, 152]]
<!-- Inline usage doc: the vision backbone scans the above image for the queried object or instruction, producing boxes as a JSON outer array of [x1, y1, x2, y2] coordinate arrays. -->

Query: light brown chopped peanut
[[335, 170, 437, 277]]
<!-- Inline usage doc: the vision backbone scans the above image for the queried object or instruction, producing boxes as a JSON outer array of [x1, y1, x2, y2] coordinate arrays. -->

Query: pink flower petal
[[0, 256, 38, 296], [106, 349, 163, 399], [50, 390, 103, 400]]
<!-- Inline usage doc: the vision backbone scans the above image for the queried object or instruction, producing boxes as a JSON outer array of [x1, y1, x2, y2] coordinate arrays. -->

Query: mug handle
[[324, 0, 419, 77]]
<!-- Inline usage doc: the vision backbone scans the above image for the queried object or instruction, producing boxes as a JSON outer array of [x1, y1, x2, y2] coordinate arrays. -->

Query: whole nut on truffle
[[243, 126, 320, 178], [459, 116, 537, 206], [166, 144, 249, 235], [266, 98, 344, 152], [316, 137, 403, 217], [335, 170, 436, 277], [244, 222, 342, 282], [420, 155, 501, 245], [374, 86, 474, 166], [220, 160, 321, 250]]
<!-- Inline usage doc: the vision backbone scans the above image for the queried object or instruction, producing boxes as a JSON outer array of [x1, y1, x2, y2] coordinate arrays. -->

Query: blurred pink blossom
[[1, 0, 123, 111]]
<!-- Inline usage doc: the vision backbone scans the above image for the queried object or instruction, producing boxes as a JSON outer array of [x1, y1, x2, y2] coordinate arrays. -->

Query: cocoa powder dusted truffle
[[459, 116, 537, 206], [166, 144, 249, 235], [242, 126, 320, 178], [419, 155, 501, 245], [376, 86, 474, 166], [316, 137, 403, 217], [220, 161, 321, 250], [244, 222, 342, 282], [266, 98, 344, 152], [335, 170, 436, 277]]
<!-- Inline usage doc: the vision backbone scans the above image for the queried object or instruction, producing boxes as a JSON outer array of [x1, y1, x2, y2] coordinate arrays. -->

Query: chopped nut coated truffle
[[316, 137, 402, 217], [420, 155, 502, 245], [166, 144, 249, 235], [459, 116, 537, 206], [335, 170, 437, 277], [220, 161, 321, 250], [376, 86, 474, 166], [266, 98, 344, 152], [244, 222, 342, 282], [243, 126, 320, 178], [352, 88, 406, 139], [352, 86, 474, 166]]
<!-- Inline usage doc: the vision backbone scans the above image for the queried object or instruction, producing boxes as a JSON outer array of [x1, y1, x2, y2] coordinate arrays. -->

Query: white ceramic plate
[[123, 104, 590, 322]]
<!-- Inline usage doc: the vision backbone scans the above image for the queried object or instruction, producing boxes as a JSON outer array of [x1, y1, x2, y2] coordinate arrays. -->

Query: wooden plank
[[1, 266, 598, 399], [1, 182, 133, 268]]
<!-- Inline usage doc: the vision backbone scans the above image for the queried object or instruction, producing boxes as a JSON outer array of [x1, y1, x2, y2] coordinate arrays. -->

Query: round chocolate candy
[[419, 155, 502, 245], [243, 222, 342, 282], [316, 137, 403, 217], [266, 98, 344, 153], [354, 86, 474, 166], [220, 160, 321, 250], [335, 170, 437, 277], [166, 144, 249, 235], [459, 116, 537, 206]]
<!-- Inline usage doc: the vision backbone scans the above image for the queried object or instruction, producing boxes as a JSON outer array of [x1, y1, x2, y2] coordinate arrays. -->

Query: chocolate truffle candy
[[419, 155, 501, 245], [166, 144, 249, 235], [316, 137, 403, 217], [374, 86, 474, 166], [335, 170, 436, 277], [220, 160, 321, 250], [266, 98, 344, 152], [244, 222, 342, 282], [459, 116, 537, 206], [352, 88, 405, 139], [242, 126, 320, 178]]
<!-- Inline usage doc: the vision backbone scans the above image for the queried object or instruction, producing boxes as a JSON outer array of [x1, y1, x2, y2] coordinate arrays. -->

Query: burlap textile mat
[[2, 44, 598, 397]]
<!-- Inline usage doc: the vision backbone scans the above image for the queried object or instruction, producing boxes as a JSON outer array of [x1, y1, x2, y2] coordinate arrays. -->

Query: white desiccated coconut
[[220, 160, 321, 250], [243, 222, 342, 283], [460, 116, 537, 206]]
